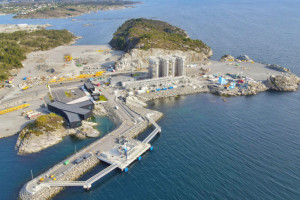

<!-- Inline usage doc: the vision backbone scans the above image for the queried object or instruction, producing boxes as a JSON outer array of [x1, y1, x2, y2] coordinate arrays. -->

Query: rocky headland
[[110, 18, 212, 71]]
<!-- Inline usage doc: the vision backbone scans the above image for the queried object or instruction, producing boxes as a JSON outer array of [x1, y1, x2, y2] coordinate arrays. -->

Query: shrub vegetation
[[109, 18, 211, 53], [0, 29, 75, 81]]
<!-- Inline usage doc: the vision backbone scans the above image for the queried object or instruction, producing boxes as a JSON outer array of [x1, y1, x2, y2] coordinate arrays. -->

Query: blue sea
[[0, 0, 299, 199]]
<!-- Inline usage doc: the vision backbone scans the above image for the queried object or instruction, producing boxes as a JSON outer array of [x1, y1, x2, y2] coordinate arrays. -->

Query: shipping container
[[168, 86, 174, 89], [75, 157, 84, 164], [83, 153, 92, 159], [156, 88, 161, 91], [162, 88, 167, 90]]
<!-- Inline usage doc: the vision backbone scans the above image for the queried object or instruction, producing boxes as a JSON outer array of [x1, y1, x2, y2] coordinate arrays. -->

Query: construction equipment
[[64, 55, 73, 62], [95, 71, 105, 77], [22, 86, 29, 90], [48, 79, 57, 84], [58, 78, 66, 82], [0, 104, 30, 115]]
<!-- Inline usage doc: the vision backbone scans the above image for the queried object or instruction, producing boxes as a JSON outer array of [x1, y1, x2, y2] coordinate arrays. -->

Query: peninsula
[[0, 1, 139, 19]]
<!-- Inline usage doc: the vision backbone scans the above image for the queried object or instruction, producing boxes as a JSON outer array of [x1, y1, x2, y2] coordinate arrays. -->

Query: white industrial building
[[148, 56, 185, 79]]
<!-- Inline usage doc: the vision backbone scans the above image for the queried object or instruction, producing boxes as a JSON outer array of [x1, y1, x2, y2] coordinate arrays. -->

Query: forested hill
[[109, 18, 211, 54]]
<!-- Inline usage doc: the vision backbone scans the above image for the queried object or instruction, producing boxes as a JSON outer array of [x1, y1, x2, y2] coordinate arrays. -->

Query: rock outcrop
[[93, 103, 108, 116], [115, 48, 212, 71], [267, 75, 300, 91], [236, 55, 252, 62], [15, 114, 99, 155], [209, 81, 268, 96], [267, 64, 291, 73], [220, 54, 235, 62], [110, 18, 212, 71]]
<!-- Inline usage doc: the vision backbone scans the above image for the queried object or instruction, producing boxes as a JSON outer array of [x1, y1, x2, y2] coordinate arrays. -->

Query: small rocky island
[[15, 113, 99, 155]]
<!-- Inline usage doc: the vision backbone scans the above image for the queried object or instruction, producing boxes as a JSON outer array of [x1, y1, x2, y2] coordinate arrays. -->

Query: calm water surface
[[0, 0, 299, 199]]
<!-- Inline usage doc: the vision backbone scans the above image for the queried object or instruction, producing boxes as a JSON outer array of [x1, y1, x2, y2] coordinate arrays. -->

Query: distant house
[[48, 100, 94, 128]]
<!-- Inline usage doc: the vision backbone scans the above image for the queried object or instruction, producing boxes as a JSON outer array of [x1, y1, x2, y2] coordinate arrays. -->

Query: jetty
[[19, 86, 162, 199]]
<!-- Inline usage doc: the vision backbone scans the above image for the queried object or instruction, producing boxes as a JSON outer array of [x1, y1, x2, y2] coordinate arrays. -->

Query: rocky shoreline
[[19, 155, 100, 200], [136, 54, 300, 100], [16, 120, 99, 155], [19, 97, 163, 200], [138, 74, 299, 100]]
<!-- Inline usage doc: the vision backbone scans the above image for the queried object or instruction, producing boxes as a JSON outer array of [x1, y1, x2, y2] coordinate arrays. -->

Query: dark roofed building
[[64, 111, 82, 128], [48, 101, 93, 128], [84, 81, 95, 93], [48, 101, 92, 120], [73, 100, 94, 110]]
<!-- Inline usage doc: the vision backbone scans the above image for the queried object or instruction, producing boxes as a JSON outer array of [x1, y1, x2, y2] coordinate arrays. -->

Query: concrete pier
[[19, 86, 162, 200]]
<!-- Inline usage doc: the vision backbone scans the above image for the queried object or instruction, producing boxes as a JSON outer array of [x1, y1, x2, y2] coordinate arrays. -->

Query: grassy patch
[[48, 92, 54, 101], [21, 113, 65, 137], [64, 91, 73, 98], [99, 95, 107, 101]]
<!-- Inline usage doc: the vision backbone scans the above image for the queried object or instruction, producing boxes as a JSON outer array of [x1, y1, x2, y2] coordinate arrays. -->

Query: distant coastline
[[0, 1, 140, 19]]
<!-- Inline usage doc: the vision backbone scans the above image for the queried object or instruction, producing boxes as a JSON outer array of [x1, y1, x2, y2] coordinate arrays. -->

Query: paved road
[[26, 85, 141, 194]]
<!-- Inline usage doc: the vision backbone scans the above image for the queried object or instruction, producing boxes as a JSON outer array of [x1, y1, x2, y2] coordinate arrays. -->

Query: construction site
[[0, 39, 295, 200]]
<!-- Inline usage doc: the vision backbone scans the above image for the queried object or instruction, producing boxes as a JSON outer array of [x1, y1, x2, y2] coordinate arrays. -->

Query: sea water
[[0, 0, 299, 199]]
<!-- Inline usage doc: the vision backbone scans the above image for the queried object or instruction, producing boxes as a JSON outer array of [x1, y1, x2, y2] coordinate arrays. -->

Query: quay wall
[[19, 100, 162, 200], [20, 156, 100, 200]]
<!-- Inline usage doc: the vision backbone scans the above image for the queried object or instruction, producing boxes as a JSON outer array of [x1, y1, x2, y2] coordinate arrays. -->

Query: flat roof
[[72, 100, 94, 109], [49, 101, 91, 115], [84, 82, 94, 90]]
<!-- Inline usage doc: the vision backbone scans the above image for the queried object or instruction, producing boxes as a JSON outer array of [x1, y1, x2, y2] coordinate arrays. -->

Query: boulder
[[267, 64, 290, 73], [236, 55, 251, 62], [267, 75, 300, 91], [220, 55, 235, 62]]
